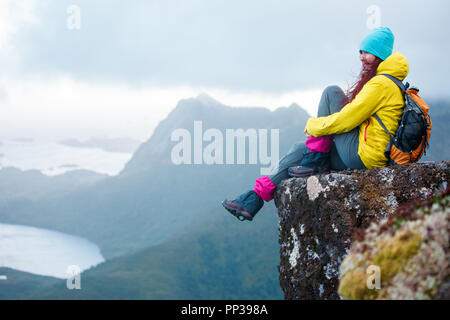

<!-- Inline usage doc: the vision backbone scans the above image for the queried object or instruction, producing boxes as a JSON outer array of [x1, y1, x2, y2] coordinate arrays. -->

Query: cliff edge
[[274, 161, 449, 299]]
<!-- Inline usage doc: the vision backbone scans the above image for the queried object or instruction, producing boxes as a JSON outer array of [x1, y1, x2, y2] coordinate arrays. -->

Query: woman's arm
[[305, 80, 386, 137]]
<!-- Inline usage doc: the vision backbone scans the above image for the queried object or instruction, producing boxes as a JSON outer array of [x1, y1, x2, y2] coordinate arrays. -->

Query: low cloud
[[6, 0, 450, 97], [1, 0, 449, 142], [0, 76, 323, 141], [0, 86, 7, 101]]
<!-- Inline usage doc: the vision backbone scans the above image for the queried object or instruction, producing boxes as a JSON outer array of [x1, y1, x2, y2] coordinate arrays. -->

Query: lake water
[[0, 223, 105, 279], [0, 139, 119, 278]]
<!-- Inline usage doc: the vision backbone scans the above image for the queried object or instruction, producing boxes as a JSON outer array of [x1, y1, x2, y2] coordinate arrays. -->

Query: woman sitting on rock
[[223, 27, 409, 221]]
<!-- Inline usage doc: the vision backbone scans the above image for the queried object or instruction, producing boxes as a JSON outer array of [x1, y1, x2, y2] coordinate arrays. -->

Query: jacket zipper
[[364, 119, 370, 142]]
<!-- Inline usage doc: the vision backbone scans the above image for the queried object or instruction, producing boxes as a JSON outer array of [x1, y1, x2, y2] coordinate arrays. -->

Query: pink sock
[[305, 135, 334, 153], [253, 176, 276, 202]]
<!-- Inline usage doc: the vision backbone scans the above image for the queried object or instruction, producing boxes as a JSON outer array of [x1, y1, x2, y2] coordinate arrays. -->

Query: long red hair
[[341, 56, 383, 106]]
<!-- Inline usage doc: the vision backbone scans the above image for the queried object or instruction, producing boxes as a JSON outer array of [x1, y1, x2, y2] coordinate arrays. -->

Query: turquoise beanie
[[360, 27, 394, 61]]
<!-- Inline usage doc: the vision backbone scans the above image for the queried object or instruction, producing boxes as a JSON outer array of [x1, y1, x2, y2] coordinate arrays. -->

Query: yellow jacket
[[305, 51, 409, 169]]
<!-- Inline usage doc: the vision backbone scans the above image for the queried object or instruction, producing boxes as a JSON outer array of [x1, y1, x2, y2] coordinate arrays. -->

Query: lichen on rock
[[338, 187, 450, 300], [275, 161, 450, 300]]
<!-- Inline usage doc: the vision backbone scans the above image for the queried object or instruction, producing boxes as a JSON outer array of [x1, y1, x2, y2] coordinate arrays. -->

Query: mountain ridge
[[1, 96, 449, 300], [121, 94, 309, 176], [0, 95, 310, 259]]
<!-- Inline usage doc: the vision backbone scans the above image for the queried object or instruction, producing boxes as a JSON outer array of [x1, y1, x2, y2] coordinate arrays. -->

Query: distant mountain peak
[[195, 93, 223, 107], [288, 102, 301, 109], [169, 93, 229, 119]]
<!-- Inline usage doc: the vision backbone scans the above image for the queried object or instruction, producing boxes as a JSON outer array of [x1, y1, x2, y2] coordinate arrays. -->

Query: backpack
[[373, 74, 432, 166]]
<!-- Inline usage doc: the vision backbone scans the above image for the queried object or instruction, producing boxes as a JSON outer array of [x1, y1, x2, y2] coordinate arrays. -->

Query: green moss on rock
[[338, 188, 449, 300]]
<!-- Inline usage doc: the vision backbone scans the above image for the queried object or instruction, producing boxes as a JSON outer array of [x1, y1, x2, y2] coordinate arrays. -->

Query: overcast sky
[[1, 0, 449, 141]]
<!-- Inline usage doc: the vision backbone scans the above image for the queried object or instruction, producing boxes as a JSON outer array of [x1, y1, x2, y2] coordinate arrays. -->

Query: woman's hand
[[304, 128, 311, 137]]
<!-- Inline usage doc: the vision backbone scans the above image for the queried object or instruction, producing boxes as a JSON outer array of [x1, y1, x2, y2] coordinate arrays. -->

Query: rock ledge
[[275, 161, 449, 300]]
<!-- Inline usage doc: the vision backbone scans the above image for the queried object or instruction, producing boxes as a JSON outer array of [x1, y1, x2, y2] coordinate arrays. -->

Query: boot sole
[[222, 201, 253, 221], [288, 168, 332, 178]]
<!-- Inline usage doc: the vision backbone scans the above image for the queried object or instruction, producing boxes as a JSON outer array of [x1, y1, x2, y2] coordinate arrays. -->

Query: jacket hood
[[376, 51, 409, 81]]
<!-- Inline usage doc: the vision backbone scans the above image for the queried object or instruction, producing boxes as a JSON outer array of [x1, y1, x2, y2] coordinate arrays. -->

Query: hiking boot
[[222, 190, 264, 221], [288, 166, 330, 177], [222, 199, 254, 221]]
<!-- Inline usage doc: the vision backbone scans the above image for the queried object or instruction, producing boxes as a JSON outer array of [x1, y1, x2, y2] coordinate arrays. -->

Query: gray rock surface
[[274, 161, 450, 300]]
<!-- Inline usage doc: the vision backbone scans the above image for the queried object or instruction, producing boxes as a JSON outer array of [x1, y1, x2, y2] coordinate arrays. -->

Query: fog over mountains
[[0, 94, 309, 255], [0, 93, 448, 299], [59, 137, 142, 154]]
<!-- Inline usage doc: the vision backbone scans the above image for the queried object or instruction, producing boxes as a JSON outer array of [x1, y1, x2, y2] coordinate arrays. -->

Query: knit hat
[[360, 27, 394, 61]]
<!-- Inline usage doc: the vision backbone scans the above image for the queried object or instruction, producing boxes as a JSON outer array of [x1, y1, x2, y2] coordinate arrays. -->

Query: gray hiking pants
[[268, 85, 366, 186]]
